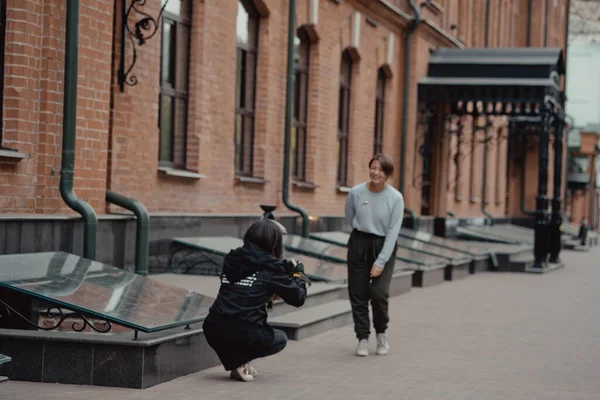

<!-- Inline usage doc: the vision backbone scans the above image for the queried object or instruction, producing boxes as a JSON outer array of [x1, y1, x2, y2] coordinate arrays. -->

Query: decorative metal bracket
[[412, 106, 434, 190], [0, 299, 112, 334], [118, 0, 173, 91]]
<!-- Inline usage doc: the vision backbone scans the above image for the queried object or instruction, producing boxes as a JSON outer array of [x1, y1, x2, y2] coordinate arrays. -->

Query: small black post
[[549, 114, 565, 263], [533, 107, 553, 268]]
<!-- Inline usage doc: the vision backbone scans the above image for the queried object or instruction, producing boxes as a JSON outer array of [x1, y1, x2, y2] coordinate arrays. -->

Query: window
[[373, 68, 386, 155], [235, 1, 259, 177], [158, 0, 191, 168], [0, 0, 6, 148], [337, 51, 352, 187], [292, 34, 310, 182]]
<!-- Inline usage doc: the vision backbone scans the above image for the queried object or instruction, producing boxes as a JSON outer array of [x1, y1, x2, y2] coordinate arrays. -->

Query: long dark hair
[[243, 220, 283, 259]]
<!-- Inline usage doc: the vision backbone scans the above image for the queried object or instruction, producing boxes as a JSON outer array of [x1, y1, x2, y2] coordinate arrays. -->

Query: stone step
[[506, 253, 535, 272], [268, 283, 346, 317], [445, 262, 471, 281], [407, 265, 446, 287], [269, 300, 353, 341]]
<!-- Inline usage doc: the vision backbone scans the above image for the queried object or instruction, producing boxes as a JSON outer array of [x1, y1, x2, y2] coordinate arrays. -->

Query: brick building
[[0, 0, 569, 265]]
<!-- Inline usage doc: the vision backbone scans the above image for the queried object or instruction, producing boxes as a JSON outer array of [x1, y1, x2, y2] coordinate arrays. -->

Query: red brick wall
[[1, 0, 113, 213], [0, 0, 570, 220]]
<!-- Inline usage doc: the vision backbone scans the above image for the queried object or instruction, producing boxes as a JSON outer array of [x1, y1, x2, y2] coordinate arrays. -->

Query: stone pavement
[[4, 247, 600, 400]]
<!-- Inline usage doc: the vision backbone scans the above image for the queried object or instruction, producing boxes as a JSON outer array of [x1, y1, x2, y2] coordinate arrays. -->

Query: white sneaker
[[376, 333, 389, 356], [355, 339, 369, 357], [230, 363, 254, 382], [249, 361, 258, 377]]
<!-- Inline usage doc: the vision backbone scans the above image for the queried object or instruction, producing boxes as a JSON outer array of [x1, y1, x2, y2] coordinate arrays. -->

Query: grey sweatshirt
[[344, 182, 405, 269]]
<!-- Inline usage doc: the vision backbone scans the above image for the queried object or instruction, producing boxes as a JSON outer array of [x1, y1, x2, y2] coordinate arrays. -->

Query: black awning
[[418, 47, 565, 107]]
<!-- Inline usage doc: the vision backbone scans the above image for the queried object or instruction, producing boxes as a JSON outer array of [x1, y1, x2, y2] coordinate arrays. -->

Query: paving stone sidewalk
[[4, 247, 600, 400]]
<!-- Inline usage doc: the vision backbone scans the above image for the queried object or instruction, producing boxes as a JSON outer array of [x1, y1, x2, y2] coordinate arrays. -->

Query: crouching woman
[[202, 220, 310, 382]]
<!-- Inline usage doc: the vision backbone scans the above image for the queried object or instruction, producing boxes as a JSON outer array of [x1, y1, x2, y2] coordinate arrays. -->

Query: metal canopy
[[418, 47, 566, 107]]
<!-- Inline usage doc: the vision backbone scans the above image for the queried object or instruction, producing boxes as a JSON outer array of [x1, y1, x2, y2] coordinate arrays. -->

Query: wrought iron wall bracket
[[118, 0, 173, 91], [0, 299, 112, 334]]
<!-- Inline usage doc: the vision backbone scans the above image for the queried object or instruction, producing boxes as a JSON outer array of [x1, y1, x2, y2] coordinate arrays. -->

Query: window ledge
[[455, 195, 463, 202], [469, 197, 480, 203], [0, 148, 30, 161], [158, 167, 207, 180], [337, 185, 352, 193], [292, 180, 318, 190], [235, 175, 269, 185]]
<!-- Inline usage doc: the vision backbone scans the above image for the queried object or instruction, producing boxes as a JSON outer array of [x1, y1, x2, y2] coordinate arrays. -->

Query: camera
[[282, 258, 311, 286]]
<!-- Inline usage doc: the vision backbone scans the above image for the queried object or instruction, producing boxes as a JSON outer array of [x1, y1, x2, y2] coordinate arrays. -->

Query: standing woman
[[344, 153, 404, 357]]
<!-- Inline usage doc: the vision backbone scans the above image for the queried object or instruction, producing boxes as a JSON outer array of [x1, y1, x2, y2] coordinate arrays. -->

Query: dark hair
[[369, 153, 394, 177], [243, 220, 283, 259]]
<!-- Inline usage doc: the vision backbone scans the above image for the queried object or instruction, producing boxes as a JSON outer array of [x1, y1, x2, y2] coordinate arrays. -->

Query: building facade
[[0, 0, 569, 262], [564, 1, 600, 229]]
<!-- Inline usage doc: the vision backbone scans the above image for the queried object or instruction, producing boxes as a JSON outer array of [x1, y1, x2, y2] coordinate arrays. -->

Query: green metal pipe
[[282, 0, 310, 237], [61, 0, 98, 260], [400, 0, 421, 231], [106, 190, 149, 275]]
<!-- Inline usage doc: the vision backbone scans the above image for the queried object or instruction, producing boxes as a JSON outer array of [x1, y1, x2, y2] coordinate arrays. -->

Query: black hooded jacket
[[208, 242, 308, 325]]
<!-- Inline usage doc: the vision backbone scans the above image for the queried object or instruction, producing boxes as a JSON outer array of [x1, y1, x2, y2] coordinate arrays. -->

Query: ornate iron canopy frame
[[416, 47, 567, 268], [118, 0, 174, 91]]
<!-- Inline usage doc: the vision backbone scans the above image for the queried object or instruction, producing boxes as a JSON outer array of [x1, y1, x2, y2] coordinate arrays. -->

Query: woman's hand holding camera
[[288, 258, 311, 287]]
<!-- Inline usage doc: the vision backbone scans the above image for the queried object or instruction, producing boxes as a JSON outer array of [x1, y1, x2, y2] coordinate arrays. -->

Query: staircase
[[151, 269, 414, 342]]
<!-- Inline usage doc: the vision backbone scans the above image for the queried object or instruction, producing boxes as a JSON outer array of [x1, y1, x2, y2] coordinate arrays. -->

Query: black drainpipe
[[481, 115, 494, 223], [400, 0, 421, 230], [106, 191, 149, 275], [61, 0, 98, 260], [282, 0, 310, 237], [0, 0, 8, 150], [527, 0, 533, 46]]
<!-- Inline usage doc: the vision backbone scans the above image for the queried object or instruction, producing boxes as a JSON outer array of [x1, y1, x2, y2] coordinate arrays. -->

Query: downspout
[[481, 116, 494, 223], [0, 0, 8, 150], [484, 0, 491, 47], [283, 0, 310, 237], [61, 0, 98, 260], [400, 0, 421, 230], [527, 0, 533, 46], [106, 191, 149, 275]]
